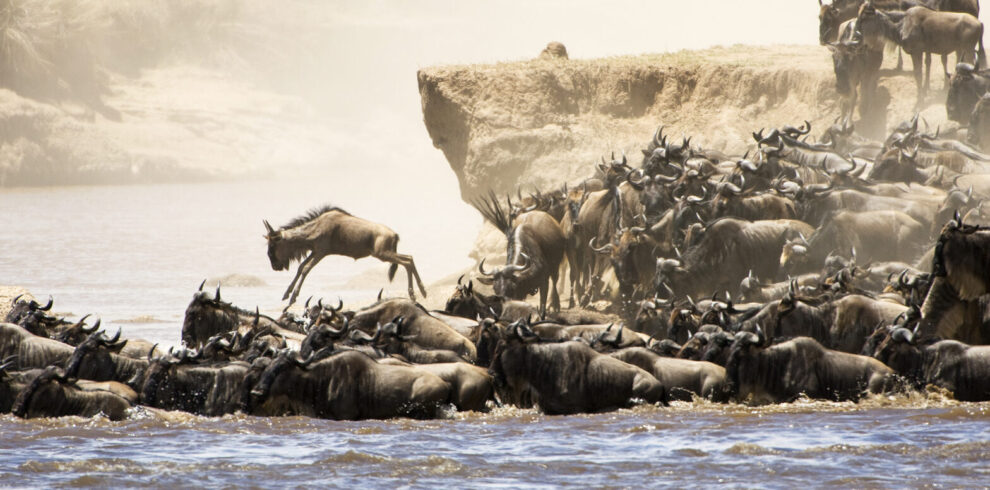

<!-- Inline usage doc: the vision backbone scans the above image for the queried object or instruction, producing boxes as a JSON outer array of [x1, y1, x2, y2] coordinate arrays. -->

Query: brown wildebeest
[[857, 3, 986, 104], [263, 205, 427, 306]]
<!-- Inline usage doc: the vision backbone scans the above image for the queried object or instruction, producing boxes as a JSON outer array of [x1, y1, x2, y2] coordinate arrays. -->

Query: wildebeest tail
[[471, 190, 512, 235], [388, 263, 399, 281]]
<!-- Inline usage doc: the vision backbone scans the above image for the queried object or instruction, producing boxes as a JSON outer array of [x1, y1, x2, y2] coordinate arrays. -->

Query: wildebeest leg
[[287, 255, 324, 306], [538, 279, 549, 319], [895, 46, 903, 72], [942, 53, 950, 85], [924, 52, 932, 94], [549, 269, 561, 314], [283, 254, 315, 301], [912, 52, 924, 106], [376, 251, 428, 299]]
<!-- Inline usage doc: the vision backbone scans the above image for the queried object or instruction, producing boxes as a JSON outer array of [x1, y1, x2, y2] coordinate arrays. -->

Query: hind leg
[[549, 270, 561, 314], [377, 251, 427, 299]]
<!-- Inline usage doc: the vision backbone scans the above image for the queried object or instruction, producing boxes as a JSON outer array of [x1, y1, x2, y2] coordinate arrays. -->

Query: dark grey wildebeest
[[264, 205, 427, 306]]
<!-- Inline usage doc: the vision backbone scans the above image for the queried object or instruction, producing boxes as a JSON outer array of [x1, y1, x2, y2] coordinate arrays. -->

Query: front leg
[[283, 254, 314, 300]]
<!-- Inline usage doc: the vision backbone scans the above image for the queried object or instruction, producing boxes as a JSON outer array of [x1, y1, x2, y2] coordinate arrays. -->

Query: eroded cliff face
[[418, 44, 945, 203]]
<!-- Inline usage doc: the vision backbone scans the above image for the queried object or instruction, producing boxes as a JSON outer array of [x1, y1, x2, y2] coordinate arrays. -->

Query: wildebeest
[[181, 283, 305, 350], [872, 327, 990, 400], [377, 357, 495, 412], [829, 36, 884, 122], [474, 193, 566, 316], [946, 62, 990, 122], [487, 323, 668, 414], [610, 347, 730, 401], [373, 318, 468, 364], [656, 218, 815, 298], [769, 291, 909, 353], [249, 349, 451, 420], [779, 210, 927, 275], [137, 353, 252, 415], [11, 366, 132, 420], [63, 330, 150, 387], [725, 332, 898, 404], [263, 205, 427, 305], [917, 216, 990, 343], [857, 4, 986, 103], [348, 297, 477, 360]]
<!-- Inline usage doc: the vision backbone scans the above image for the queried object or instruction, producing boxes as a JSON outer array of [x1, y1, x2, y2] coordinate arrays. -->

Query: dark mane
[[280, 204, 350, 230]]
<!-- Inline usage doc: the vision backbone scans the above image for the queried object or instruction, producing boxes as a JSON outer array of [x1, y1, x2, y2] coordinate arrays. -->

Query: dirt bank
[[419, 44, 954, 203]]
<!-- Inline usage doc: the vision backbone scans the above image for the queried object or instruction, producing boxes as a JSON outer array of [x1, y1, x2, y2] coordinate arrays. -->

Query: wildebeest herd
[[4, 110, 990, 420], [4, 1, 990, 421]]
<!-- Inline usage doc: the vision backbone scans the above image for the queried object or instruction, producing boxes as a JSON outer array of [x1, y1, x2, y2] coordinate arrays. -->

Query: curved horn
[[478, 258, 495, 277], [215, 284, 221, 302], [653, 125, 665, 147], [510, 253, 533, 273], [589, 237, 614, 254], [81, 316, 100, 334], [39, 296, 53, 311], [101, 327, 122, 345]]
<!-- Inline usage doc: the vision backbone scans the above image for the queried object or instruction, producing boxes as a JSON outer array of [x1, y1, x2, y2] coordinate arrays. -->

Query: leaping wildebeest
[[263, 205, 427, 306]]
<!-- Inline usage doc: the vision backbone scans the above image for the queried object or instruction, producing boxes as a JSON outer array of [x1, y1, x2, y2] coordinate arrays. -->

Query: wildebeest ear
[[476, 276, 493, 285], [466, 281, 473, 294]]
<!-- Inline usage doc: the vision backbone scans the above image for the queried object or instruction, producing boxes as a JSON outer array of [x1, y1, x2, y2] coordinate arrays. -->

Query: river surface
[[2, 183, 990, 487]]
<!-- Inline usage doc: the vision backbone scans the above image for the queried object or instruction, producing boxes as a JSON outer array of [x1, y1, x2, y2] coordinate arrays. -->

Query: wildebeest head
[[666, 299, 699, 344], [676, 330, 710, 360], [300, 321, 348, 359], [627, 171, 676, 221], [724, 328, 766, 395], [779, 234, 811, 274], [596, 151, 632, 188], [946, 63, 988, 123], [444, 275, 485, 318], [54, 315, 102, 346], [632, 298, 671, 339], [827, 40, 865, 96], [64, 329, 127, 380], [181, 283, 242, 348], [932, 187, 975, 235], [476, 254, 534, 300], [819, 2, 844, 45], [591, 227, 651, 300], [249, 348, 315, 402], [262, 220, 291, 271], [139, 348, 191, 407], [6, 295, 58, 336], [487, 320, 540, 387], [654, 256, 687, 299], [869, 147, 924, 183], [11, 366, 71, 418], [871, 327, 924, 383], [473, 317, 505, 368]]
